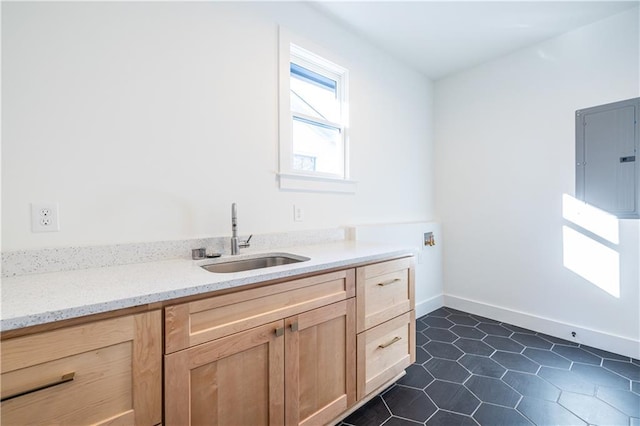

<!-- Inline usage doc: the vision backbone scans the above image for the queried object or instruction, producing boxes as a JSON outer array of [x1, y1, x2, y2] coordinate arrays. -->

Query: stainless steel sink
[[201, 253, 310, 273]]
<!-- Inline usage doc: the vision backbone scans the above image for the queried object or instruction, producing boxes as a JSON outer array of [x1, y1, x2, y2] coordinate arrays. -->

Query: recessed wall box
[[423, 232, 435, 247]]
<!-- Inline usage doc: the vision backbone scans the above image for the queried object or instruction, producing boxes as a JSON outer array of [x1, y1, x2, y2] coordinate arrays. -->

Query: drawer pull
[[378, 336, 402, 349], [290, 322, 299, 332], [275, 327, 284, 337], [1, 372, 75, 402], [377, 278, 401, 287]]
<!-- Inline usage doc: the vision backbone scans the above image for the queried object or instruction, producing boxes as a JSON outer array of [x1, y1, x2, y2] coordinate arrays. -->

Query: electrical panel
[[576, 98, 639, 219]]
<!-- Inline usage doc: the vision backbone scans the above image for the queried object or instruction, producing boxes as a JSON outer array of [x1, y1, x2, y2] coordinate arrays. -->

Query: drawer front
[[1, 311, 162, 426], [356, 257, 414, 332], [356, 311, 415, 400], [165, 269, 355, 353]]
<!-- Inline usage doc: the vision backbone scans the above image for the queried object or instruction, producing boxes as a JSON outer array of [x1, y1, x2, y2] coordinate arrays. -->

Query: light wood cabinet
[[164, 271, 357, 426], [355, 258, 416, 400], [0, 310, 162, 426]]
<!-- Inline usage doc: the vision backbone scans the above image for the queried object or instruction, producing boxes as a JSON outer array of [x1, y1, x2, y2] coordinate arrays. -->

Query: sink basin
[[201, 253, 310, 273]]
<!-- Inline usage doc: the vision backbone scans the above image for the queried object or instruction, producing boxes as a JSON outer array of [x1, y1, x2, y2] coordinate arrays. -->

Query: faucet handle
[[239, 234, 252, 249]]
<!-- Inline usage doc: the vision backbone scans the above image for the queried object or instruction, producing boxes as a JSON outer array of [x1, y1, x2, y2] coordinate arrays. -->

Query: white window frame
[[278, 27, 356, 193]]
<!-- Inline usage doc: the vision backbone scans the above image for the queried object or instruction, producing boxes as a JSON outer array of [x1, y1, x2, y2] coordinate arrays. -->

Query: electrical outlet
[[293, 205, 304, 222], [31, 203, 60, 232]]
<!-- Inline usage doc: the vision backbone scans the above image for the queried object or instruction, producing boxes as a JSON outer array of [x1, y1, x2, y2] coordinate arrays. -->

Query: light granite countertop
[[1, 241, 413, 331]]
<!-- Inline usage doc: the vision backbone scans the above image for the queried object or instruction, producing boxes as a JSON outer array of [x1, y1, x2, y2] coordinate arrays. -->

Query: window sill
[[278, 173, 357, 194]]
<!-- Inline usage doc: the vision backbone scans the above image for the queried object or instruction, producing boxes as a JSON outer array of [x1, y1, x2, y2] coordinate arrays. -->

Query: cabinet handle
[[377, 278, 401, 287], [378, 336, 402, 349], [1, 372, 75, 402], [290, 322, 299, 332], [275, 327, 284, 337]]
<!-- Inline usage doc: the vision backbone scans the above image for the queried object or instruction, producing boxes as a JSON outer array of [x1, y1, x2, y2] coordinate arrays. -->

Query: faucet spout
[[230, 203, 250, 255]]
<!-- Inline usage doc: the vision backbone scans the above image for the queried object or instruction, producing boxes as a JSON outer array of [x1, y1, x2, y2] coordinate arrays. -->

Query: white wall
[[1, 2, 434, 250], [435, 8, 640, 357]]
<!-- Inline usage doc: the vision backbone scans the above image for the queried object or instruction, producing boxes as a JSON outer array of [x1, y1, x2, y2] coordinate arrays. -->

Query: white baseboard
[[416, 294, 444, 318], [444, 294, 640, 360]]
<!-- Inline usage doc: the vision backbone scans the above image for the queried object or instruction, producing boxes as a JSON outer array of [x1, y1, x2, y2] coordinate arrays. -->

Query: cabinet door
[[165, 320, 285, 426], [285, 299, 356, 426], [0, 311, 162, 426]]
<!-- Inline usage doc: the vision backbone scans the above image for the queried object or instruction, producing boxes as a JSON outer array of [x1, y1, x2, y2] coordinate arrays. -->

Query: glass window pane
[[292, 117, 343, 177], [291, 63, 336, 91], [293, 154, 317, 172], [290, 64, 340, 123]]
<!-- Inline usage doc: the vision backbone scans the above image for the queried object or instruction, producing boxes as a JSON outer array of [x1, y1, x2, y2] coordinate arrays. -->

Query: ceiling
[[312, 1, 639, 80]]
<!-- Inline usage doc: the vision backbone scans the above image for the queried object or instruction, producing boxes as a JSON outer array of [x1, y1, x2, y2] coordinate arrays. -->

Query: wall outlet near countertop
[[31, 203, 60, 232]]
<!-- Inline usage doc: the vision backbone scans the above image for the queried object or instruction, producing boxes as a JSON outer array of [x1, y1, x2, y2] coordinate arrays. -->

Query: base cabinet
[[165, 258, 413, 425], [356, 258, 416, 400], [164, 299, 356, 426], [0, 256, 413, 426], [0, 311, 162, 426]]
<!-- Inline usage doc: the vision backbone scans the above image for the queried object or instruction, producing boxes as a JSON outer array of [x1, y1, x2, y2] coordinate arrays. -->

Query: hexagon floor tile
[[339, 306, 639, 426]]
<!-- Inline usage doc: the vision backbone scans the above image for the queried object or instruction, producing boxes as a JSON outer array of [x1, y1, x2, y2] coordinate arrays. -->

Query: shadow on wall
[[562, 194, 620, 298]]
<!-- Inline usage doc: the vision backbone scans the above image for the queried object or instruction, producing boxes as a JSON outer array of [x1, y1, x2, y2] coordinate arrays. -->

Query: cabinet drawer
[[356, 257, 414, 333], [1, 311, 162, 426], [166, 269, 355, 353], [356, 311, 415, 399]]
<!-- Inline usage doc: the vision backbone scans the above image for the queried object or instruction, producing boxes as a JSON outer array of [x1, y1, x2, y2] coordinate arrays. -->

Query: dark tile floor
[[339, 307, 640, 426]]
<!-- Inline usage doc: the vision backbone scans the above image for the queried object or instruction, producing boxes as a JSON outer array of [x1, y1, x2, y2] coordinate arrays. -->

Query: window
[[279, 28, 355, 193]]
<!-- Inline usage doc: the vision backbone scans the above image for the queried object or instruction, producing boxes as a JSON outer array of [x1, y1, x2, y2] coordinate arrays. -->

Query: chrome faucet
[[230, 203, 252, 255]]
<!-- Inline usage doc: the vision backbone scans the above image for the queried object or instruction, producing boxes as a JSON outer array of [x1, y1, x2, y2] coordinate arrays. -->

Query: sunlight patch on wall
[[562, 194, 620, 298], [562, 226, 620, 297], [562, 194, 619, 244]]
